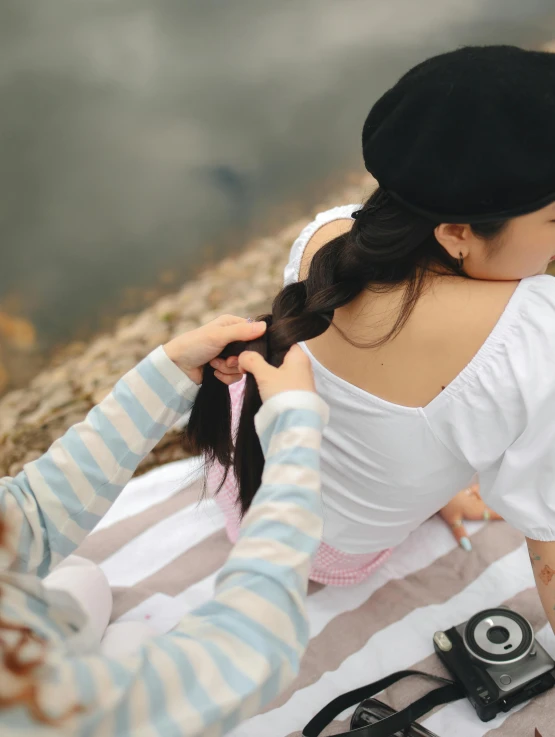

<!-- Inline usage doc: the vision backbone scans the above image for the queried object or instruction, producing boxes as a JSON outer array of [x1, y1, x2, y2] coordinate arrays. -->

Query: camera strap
[[302, 669, 465, 737]]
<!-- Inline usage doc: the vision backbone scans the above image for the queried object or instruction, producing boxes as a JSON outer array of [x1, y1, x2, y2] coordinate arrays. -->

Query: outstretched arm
[[1, 316, 267, 578]]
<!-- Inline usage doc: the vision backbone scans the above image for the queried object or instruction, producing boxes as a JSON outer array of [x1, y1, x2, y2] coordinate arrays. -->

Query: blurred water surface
[[1, 0, 554, 370]]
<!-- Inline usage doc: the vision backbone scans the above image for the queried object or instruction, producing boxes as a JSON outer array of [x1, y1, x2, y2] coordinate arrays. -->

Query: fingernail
[[460, 537, 472, 552]]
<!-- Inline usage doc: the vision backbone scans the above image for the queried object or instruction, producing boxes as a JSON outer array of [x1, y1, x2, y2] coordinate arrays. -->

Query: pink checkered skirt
[[206, 380, 392, 587]]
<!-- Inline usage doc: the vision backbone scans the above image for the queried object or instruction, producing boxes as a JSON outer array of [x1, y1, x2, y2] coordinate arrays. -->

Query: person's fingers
[[462, 498, 503, 522], [459, 496, 485, 518], [463, 483, 481, 499], [225, 356, 239, 368], [439, 507, 472, 552], [486, 509, 503, 521], [237, 350, 274, 380], [449, 519, 472, 551], [215, 319, 267, 345], [213, 315, 247, 327], [209, 359, 239, 375], [214, 370, 243, 386]]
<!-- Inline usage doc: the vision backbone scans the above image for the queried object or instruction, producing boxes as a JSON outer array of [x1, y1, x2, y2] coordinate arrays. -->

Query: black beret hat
[[362, 45, 555, 223]]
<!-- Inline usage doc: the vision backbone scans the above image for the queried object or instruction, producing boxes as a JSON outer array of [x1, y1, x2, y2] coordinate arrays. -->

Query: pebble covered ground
[[0, 175, 373, 478]]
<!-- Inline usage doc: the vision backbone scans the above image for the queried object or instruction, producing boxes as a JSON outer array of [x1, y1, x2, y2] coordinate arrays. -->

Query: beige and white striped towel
[[76, 458, 555, 737]]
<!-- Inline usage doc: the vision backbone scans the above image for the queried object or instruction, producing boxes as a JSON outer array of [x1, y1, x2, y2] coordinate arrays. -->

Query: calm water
[[1, 0, 555, 364]]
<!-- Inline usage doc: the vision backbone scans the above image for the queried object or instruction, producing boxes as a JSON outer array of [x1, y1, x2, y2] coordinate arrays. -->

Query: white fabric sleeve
[[283, 204, 359, 286], [478, 276, 555, 541], [479, 410, 555, 542]]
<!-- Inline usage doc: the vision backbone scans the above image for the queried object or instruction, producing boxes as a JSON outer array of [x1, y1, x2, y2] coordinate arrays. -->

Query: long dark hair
[[184, 186, 507, 514]]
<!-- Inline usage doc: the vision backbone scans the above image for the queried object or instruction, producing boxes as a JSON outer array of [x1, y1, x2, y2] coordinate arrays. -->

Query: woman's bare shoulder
[[299, 218, 353, 281]]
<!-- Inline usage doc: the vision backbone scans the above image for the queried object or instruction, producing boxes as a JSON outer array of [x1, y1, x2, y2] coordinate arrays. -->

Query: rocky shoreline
[[0, 174, 373, 478]]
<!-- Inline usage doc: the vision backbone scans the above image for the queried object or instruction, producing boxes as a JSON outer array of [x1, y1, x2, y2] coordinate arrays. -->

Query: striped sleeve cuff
[[147, 346, 200, 406], [254, 391, 329, 457]]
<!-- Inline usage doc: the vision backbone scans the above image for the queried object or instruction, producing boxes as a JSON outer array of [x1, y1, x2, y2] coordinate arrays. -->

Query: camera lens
[[487, 625, 510, 645], [464, 608, 534, 665]]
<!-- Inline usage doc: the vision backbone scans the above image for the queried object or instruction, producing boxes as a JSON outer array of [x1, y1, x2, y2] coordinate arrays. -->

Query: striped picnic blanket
[[76, 458, 555, 737]]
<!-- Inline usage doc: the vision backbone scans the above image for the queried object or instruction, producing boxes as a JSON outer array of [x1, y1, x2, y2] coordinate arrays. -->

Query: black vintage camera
[[303, 606, 555, 737], [434, 606, 555, 722]]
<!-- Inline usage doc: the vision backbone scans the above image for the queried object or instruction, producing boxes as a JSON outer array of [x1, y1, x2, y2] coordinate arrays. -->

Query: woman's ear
[[434, 223, 475, 261]]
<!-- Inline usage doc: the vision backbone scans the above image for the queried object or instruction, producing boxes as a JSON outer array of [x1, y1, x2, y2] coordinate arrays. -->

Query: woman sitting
[[189, 46, 555, 633]]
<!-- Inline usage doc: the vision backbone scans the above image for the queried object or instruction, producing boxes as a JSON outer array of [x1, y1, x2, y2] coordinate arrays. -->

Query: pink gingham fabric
[[207, 379, 392, 587]]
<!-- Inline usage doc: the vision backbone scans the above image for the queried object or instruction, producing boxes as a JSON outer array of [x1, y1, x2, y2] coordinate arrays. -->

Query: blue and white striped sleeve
[[0, 346, 198, 577], [9, 390, 328, 736]]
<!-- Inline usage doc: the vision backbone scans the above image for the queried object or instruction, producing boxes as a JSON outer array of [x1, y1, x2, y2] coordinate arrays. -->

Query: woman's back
[[301, 212, 519, 409], [283, 205, 555, 553]]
